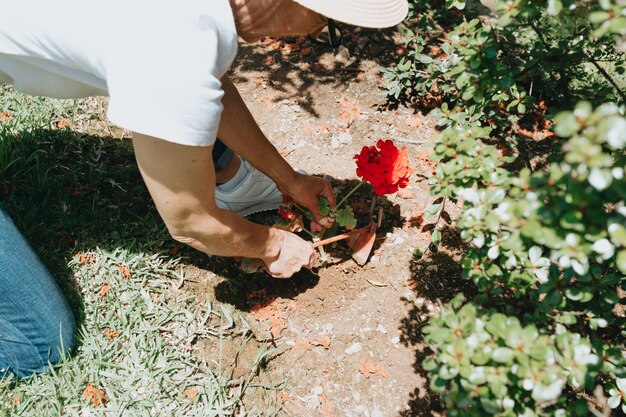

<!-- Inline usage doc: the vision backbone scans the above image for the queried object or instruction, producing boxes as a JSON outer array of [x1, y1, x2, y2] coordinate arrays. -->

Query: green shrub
[[387, 0, 626, 414]]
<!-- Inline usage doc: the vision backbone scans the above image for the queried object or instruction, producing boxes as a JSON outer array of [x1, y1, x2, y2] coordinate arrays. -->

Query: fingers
[[321, 181, 337, 207], [306, 249, 317, 269], [262, 230, 316, 278]]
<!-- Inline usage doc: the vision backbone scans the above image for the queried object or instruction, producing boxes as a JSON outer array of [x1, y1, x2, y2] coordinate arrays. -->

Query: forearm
[[132, 133, 280, 260], [169, 207, 280, 260], [218, 74, 296, 188]]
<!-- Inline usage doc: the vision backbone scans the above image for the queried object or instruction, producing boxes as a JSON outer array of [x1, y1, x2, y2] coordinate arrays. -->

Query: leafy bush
[[385, 0, 626, 414]]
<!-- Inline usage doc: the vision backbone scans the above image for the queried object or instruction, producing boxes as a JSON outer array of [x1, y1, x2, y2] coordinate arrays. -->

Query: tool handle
[[312, 225, 372, 248]]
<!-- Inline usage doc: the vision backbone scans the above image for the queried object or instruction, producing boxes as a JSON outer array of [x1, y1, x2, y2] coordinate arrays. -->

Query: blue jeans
[[0, 206, 77, 379], [213, 139, 233, 172]]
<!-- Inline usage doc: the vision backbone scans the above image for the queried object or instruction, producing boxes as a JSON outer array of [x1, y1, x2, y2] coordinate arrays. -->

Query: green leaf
[[554, 112, 581, 137], [424, 203, 442, 219], [492, 347, 515, 363], [335, 206, 357, 229], [432, 229, 442, 247], [617, 250, 626, 274], [318, 196, 331, 217]]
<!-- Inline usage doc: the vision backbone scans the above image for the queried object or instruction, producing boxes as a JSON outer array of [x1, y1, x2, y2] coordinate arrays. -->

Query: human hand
[[279, 172, 336, 226], [262, 228, 316, 278]]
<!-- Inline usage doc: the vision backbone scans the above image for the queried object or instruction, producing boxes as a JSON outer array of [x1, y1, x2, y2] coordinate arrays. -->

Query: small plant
[[275, 139, 412, 260]]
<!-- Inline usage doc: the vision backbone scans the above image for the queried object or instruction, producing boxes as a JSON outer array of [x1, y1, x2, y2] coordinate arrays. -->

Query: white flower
[[466, 335, 479, 349], [571, 259, 587, 275], [607, 118, 626, 148], [458, 188, 480, 204], [532, 379, 564, 402], [574, 344, 600, 366], [475, 318, 485, 331], [589, 168, 612, 191], [529, 246, 550, 283], [494, 202, 511, 222], [488, 245, 500, 260], [592, 238, 615, 260], [608, 378, 626, 410], [613, 167, 624, 179], [523, 378, 534, 391], [558, 255, 572, 268], [505, 255, 518, 269], [566, 233, 579, 247], [618, 205, 626, 217], [472, 233, 485, 248], [535, 268, 549, 284], [468, 366, 486, 384], [500, 397, 514, 410]]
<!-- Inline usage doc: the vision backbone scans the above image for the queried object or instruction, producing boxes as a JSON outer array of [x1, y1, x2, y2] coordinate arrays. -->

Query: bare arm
[[218, 74, 336, 221], [132, 132, 315, 278]]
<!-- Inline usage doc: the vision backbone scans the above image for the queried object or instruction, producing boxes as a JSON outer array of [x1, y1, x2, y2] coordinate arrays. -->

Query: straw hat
[[293, 0, 409, 28]]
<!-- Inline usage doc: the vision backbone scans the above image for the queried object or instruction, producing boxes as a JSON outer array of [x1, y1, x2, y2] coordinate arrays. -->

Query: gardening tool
[[240, 207, 383, 274]]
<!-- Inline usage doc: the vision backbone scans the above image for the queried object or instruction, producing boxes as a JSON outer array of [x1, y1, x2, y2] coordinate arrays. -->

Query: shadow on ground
[[186, 177, 403, 312], [0, 126, 403, 324], [231, 24, 404, 117], [398, 225, 476, 416], [0, 129, 170, 326]]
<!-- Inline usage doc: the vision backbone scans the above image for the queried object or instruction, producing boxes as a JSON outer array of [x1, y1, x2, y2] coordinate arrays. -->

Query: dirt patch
[[177, 26, 465, 416]]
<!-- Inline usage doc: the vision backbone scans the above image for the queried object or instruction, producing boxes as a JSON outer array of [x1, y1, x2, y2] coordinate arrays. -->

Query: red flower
[[278, 205, 297, 221], [354, 139, 413, 195]]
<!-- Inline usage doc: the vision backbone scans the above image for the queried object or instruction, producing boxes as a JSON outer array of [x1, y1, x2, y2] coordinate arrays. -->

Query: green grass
[[0, 87, 279, 416]]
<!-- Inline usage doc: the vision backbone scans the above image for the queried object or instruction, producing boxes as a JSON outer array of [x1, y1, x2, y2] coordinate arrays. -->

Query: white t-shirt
[[0, 0, 238, 147]]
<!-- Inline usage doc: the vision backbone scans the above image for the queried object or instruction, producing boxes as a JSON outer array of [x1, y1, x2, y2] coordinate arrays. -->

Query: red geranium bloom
[[354, 139, 413, 196]]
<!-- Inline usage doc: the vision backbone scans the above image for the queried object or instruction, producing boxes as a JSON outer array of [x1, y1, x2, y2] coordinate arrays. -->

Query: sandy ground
[[174, 26, 465, 417]]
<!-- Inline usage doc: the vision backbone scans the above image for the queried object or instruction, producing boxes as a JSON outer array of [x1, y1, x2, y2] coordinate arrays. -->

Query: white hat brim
[[293, 0, 409, 28]]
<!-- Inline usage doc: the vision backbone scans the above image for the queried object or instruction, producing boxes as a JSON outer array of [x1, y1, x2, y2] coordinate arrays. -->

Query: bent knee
[[0, 311, 77, 379]]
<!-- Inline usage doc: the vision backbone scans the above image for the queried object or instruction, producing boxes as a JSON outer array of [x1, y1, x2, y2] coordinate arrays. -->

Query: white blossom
[[607, 118, 626, 148], [529, 246, 550, 283], [494, 202, 511, 221], [571, 259, 587, 275], [592, 238, 615, 260], [458, 188, 480, 204], [488, 245, 500, 260], [589, 168, 612, 191], [472, 233, 485, 248]]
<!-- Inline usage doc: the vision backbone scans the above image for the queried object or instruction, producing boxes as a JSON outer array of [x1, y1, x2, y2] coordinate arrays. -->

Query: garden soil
[[179, 27, 466, 417]]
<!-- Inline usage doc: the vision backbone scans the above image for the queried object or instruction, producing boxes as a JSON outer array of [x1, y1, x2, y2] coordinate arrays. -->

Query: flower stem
[[335, 181, 364, 211], [317, 226, 328, 264]]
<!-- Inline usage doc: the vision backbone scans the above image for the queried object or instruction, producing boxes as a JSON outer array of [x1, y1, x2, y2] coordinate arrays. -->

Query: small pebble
[[377, 324, 387, 334], [345, 343, 362, 354], [391, 336, 400, 345]]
